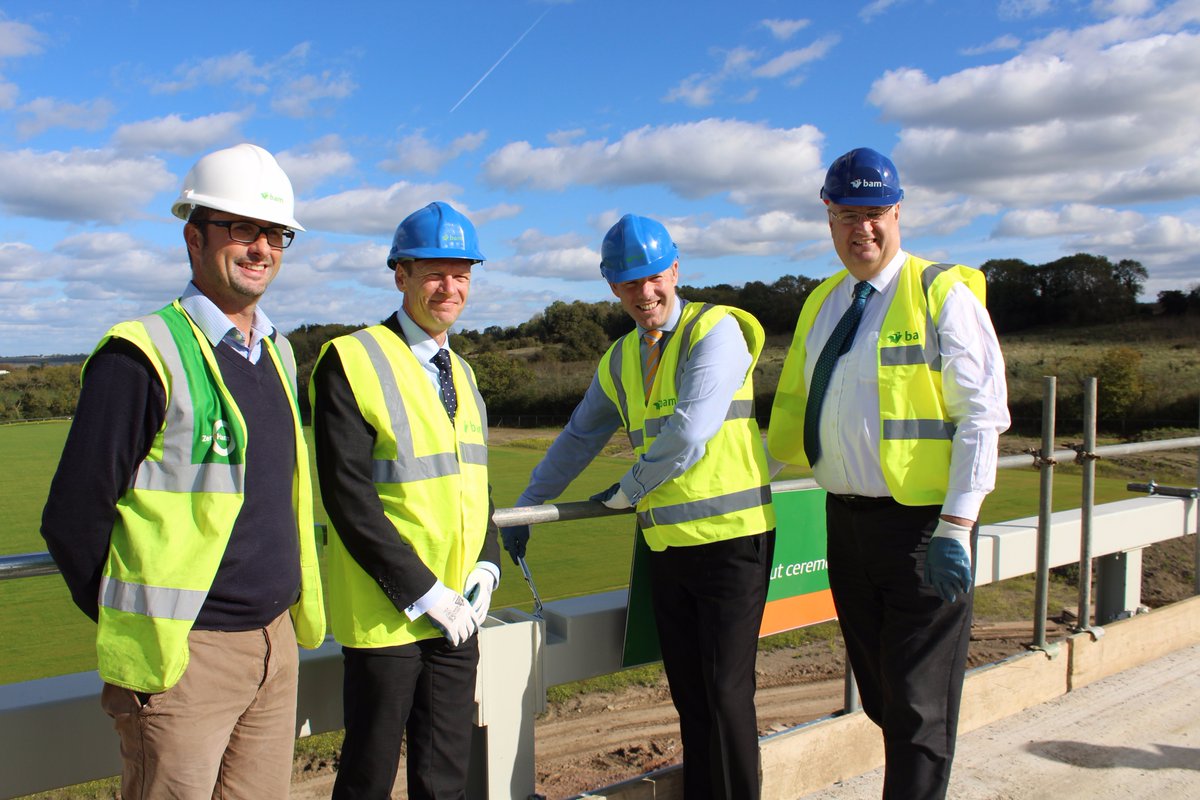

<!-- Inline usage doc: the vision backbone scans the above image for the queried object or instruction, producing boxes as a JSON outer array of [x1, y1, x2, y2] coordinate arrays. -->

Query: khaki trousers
[[100, 611, 300, 800]]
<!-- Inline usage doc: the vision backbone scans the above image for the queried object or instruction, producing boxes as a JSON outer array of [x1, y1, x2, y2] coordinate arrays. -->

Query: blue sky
[[1, 0, 1198, 356]]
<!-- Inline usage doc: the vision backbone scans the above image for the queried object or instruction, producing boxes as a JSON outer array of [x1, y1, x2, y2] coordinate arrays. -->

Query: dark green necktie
[[803, 280, 874, 466]]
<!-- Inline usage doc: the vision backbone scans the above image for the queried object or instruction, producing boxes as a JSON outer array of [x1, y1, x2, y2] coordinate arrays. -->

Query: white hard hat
[[171, 143, 304, 231]]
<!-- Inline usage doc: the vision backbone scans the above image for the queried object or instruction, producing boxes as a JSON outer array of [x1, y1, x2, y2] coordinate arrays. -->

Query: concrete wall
[[580, 595, 1200, 800]]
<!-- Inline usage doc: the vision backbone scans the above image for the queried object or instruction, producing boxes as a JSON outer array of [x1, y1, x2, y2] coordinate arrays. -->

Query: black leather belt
[[829, 493, 895, 507]]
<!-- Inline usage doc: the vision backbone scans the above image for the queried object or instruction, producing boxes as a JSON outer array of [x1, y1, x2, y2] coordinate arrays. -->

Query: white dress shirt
[[392, 307, 500, 617], [807, 250, 1010, 521]]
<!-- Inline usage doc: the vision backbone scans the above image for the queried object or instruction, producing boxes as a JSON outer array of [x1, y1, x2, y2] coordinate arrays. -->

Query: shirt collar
[[396, 306, 447, 364], [863, 249, 907, 295], [178, 282, 275, 348]]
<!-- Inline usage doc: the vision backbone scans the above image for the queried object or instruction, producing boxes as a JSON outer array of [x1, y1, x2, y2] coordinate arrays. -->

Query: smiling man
[[769, 148, 1009, 800], [40, 143, 326, 799], [502, 214, 776, 799], [310, 201, 500, 799]]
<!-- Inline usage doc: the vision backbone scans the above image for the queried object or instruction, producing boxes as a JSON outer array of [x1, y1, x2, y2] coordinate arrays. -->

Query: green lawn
[[0, 420, 1163, 685]]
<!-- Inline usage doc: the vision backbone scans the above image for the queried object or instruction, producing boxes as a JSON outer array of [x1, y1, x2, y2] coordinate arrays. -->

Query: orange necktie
[[643, 329, 663, 400]]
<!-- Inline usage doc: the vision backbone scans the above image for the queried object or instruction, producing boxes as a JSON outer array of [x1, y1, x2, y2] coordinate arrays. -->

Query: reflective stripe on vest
[[99, 576, 207, 621], [91, 302, 325, 692], [131, 313, 243, 495], [768, 256, 984, 504], [637, 485, 773, 529], [600, 302, 774, 548], [350, 329, 488, 484]]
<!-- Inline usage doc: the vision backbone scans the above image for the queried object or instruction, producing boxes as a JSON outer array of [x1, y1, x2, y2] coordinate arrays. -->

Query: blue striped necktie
[[803, 280, 874, 466]]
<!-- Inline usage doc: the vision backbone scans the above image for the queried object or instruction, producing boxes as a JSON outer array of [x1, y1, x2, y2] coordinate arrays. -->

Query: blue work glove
[[501, 525, 531, 566], [590, 482, 632, 509], [924, 519, 973, 604]]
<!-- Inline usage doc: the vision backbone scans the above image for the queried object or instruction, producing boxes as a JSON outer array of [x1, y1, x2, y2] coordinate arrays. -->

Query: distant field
[[2, 420, 1174, 685]]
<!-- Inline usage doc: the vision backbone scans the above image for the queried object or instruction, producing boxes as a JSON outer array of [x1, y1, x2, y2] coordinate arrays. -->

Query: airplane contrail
[[450, 7, 552, 113]]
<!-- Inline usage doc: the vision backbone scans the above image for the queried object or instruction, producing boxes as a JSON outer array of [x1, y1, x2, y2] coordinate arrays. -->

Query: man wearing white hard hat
[[41, 143, 325, 799]]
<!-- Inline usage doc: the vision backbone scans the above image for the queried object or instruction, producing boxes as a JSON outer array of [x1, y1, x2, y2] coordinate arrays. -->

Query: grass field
[[0, 419, 1186, 685]]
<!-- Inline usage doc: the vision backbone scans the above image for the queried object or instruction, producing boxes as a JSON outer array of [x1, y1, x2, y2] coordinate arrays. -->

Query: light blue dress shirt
[[179, 282, 275, 363], [516, 296, 753, 508]]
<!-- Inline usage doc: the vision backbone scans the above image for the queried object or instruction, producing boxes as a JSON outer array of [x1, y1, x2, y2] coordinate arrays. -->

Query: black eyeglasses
[[195, 220, 295, 249]]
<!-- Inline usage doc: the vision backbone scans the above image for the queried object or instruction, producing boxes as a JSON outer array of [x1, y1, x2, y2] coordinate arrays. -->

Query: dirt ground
[[287, 620, 1072, 800], [287, 431, 1197, 800]]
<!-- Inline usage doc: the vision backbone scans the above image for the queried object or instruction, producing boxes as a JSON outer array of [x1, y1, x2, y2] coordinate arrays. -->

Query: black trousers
[[647, 530, 775, 800], [825, 495, 974, 800], [332, 636, 479, 800]]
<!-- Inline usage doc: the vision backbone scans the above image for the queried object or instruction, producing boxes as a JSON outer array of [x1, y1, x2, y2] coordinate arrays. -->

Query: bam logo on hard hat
[[850, 179, 884, 190], [261, 192, 284, 204]]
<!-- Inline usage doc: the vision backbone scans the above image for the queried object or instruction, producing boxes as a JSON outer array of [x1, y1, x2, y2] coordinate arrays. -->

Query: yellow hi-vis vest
[[597, 302, 775, 551], [313, 326, 490, 647], [768, 255, 987, 506], [93, 300, 325, 693]]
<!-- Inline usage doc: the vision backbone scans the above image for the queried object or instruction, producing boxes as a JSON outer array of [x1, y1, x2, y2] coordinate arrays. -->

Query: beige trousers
[[100, 611, 300, 800]]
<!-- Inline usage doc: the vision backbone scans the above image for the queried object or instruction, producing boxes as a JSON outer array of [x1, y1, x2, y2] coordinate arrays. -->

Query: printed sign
[[620, 488, 833, 668]]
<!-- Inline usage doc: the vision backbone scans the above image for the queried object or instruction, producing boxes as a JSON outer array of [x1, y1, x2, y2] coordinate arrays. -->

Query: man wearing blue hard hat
[[503, 214, 776, 798], [310, 201, 501, 799], [769, 149, 1009, 799]]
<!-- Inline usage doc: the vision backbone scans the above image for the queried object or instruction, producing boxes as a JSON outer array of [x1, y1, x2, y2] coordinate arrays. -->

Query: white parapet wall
[[0, 494, 1195, 799]]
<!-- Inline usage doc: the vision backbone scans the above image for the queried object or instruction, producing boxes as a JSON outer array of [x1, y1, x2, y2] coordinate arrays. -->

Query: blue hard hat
[[599, 214, 679, 283], [387, 201, 486, 269], [820, 148, 904, 206]]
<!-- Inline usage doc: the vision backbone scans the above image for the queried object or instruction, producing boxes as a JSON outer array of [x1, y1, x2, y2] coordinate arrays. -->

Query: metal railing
[[1, 383, 1197, 799]]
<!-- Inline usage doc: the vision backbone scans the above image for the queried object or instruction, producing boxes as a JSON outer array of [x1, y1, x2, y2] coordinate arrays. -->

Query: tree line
[[2, 252, 1196, 425]]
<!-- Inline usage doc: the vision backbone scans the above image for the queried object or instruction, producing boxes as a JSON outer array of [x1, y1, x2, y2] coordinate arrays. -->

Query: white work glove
[[425, 587, 478, 646], [463, 566, 498, 626]]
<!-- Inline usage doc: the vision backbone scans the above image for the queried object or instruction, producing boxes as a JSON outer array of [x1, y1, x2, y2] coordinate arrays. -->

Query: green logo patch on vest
[[886, 330, 921, 344], [652, 397, 677, 411]]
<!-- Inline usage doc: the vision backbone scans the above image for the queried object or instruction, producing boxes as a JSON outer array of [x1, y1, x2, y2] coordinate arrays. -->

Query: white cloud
[[994, 204, 1200, 282], [0, 149, 175, 224], [668, 211, 824, 259], [483, 118, 826, 212], [960, 35, 1022, 56], [998, 0, 1055, 19], [0, 241, 57, 281], [0, 18, 44, 58], [112, 111, 248, 156], [381, 130, 488, 174], [297, 180, 468, 236], [272, 70, 357, 118], [870, 19, 1200, 208], [277, 136, 356, 196], [151, 50, 273, 95], [860, 0, 904, 22], [750, 35, 839, 78], [664, 46, 759, 108], [16, 97, 115, 138], [663, 73, 719, 107], [761, 19, 810, 40], [150, 44, 354, 118], [547, 128, 586, 146], [497, 229, 599, 281], [1093, 0, 1156, 15]]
